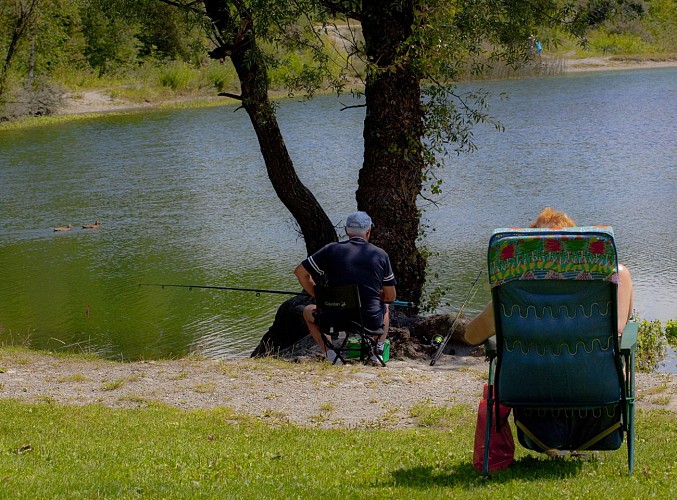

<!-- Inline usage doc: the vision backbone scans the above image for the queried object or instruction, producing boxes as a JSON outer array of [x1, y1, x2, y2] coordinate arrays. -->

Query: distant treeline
[[1, 0, 675, 121]]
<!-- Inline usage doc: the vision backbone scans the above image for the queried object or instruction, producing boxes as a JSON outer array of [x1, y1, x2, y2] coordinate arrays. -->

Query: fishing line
[[139, 283, 415, 307]]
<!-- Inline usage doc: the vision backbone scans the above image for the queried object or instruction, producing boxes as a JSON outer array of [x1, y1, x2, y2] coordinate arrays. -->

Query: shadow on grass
[[390, 455, 585, 489]]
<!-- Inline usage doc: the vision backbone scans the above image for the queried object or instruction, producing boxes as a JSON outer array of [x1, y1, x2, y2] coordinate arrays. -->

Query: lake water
[[1, 67, 675, 371]]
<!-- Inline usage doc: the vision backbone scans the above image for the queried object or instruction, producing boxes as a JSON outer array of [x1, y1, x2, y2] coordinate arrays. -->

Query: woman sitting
[[463, 207, 634, 345]]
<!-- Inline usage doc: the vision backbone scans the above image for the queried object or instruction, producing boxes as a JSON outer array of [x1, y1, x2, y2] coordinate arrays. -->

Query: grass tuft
[[100, 378, 126, 391], [56, 374, 91, 383], [193, 382, 216, 394]]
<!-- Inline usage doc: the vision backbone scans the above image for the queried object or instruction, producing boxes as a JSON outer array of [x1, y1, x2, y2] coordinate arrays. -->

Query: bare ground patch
[[0, 350, 673, 429]]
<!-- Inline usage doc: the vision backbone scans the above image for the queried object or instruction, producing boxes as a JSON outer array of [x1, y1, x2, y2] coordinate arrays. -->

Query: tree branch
[[318, 1, 362, 21], [339, 102, 365, 111], [156, 0, 203, 15], [218, 92, 242, 100]]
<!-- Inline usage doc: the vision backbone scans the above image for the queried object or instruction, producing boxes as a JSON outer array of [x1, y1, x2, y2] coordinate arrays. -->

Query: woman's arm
[[617, 263, 634, 334], [463, 302, 496, 345]]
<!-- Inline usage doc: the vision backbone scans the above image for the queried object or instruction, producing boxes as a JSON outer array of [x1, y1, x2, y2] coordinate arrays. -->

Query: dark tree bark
[[250, 294, 313, 357], [202, 0, 337, 255], [356, 2, 427, 307], [176, 0, 426, 303], [0, 0, 40, 98]]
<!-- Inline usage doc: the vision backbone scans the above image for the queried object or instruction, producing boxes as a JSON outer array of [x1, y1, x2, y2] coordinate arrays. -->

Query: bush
[[158, 62, 195, 91], [204, 61, 238, 92], [588, 32, 652, 54], [665, 320, 677, 348], [634, 316, 667, 372], [0, 79, 65, 122]]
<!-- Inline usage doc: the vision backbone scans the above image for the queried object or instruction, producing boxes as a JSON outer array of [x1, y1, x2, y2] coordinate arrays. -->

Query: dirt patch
[[1, 349, 673, 429], [564, 56, 677, 73]]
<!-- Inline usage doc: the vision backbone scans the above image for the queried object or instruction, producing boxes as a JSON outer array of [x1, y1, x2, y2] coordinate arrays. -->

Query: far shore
[[563, 55, 677, 73], [48, 56, 677, 119]]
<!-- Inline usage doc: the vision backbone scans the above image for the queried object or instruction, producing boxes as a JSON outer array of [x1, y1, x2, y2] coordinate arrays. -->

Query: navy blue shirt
[[301, 237, 397, 329]]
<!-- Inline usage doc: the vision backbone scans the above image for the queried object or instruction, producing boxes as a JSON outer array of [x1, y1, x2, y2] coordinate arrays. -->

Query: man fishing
[[294, 211, 397, 365]]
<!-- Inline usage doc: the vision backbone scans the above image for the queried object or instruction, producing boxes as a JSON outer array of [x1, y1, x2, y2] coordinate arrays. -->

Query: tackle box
[[346, 338, 390, 362]]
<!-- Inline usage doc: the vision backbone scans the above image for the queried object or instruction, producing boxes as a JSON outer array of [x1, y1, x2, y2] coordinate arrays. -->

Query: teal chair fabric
[[483, 226, 636, 476]]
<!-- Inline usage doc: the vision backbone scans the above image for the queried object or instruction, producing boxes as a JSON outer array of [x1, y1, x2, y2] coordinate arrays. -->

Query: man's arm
[[294, 263, 316, 297], [381, 285, 396, 304]]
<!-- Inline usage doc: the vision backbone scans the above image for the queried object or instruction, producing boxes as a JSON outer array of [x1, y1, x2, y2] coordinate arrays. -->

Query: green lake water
[[1, 67, 675, 371]]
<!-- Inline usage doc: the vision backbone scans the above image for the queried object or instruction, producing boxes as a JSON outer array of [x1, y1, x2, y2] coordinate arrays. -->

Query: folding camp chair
[[482, 226, 637, 476], [314, 284, 386, 366]]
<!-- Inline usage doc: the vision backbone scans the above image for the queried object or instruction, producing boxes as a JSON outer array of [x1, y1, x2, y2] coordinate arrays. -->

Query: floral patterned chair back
[[482, 226, 636, 474]]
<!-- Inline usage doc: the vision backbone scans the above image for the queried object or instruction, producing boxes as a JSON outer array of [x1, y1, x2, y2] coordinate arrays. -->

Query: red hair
[[530, 207, 576, 229]]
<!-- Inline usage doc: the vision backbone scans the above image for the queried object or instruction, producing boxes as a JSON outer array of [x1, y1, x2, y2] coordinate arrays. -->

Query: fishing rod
[[139, 283, 301, 296], [430, 270, 483, 366], [138, 283, 415, 307]]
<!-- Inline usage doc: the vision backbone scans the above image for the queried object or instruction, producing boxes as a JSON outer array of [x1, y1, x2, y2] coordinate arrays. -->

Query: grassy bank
[[0, 96, 232, 132], [0, 400, 673, 498]]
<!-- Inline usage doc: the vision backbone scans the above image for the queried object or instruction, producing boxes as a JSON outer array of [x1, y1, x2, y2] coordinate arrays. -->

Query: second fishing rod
[[430, 270, 483, 366]]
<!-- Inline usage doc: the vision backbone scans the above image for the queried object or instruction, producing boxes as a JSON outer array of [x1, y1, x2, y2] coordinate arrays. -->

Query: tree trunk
[[27, 38, 35, 86], [250, 294, 313, 357], [203, 0, 336, 255], [358, 2, 426, 307], [0, 0, 40, 98]]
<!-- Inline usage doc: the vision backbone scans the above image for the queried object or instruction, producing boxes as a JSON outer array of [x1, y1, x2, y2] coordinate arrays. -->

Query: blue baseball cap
[[345, 211, 373, 229]]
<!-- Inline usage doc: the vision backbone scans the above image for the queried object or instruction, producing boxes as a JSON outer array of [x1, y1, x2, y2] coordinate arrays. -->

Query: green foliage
[[665, 320, 677, 348], [158, 62, 195, 91], [135, 1, 207, 64], [632, 312, 677, 372], [81, 5, 143, 76], [2, 0, 675, 121], [421, 284, 446, 313], [572, 0, 649, 29], [634, 315, 667, 372], [587, 32, 652, 54], [268, 48, 322, 92], [0, 400, 674, 497], [646, 0, 677, 50], [543, 0, 677, 57], [205, 60, 238, 92]]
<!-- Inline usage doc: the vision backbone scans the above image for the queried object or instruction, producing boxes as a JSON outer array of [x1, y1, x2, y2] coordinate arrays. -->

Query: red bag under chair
[[473, 383, 515, 471]]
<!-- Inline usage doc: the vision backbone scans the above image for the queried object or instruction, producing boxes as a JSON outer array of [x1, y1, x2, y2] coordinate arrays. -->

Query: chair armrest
[[620, 322, 638, 354], [484, 335, 497, 359]]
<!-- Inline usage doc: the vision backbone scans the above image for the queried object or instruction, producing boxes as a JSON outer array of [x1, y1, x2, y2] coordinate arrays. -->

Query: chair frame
[[314, 284, 386, 366], [481, 227, 637, 476]]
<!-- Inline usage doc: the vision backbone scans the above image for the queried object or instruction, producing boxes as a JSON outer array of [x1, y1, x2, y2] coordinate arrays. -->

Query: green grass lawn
[[0, 401, 673, 499]]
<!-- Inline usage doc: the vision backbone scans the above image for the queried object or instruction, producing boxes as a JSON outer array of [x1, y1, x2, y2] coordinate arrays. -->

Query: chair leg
[[628, 400, 635, 474], [320, 333, 346, 365], [483, 387, 493, 478], [627, 351, 636, 474], [361, 335, 385, 366], [483, 358, 496, 477]]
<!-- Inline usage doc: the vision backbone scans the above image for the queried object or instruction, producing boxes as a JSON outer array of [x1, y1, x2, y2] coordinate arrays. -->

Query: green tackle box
[[346, 338, 390, 362]]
